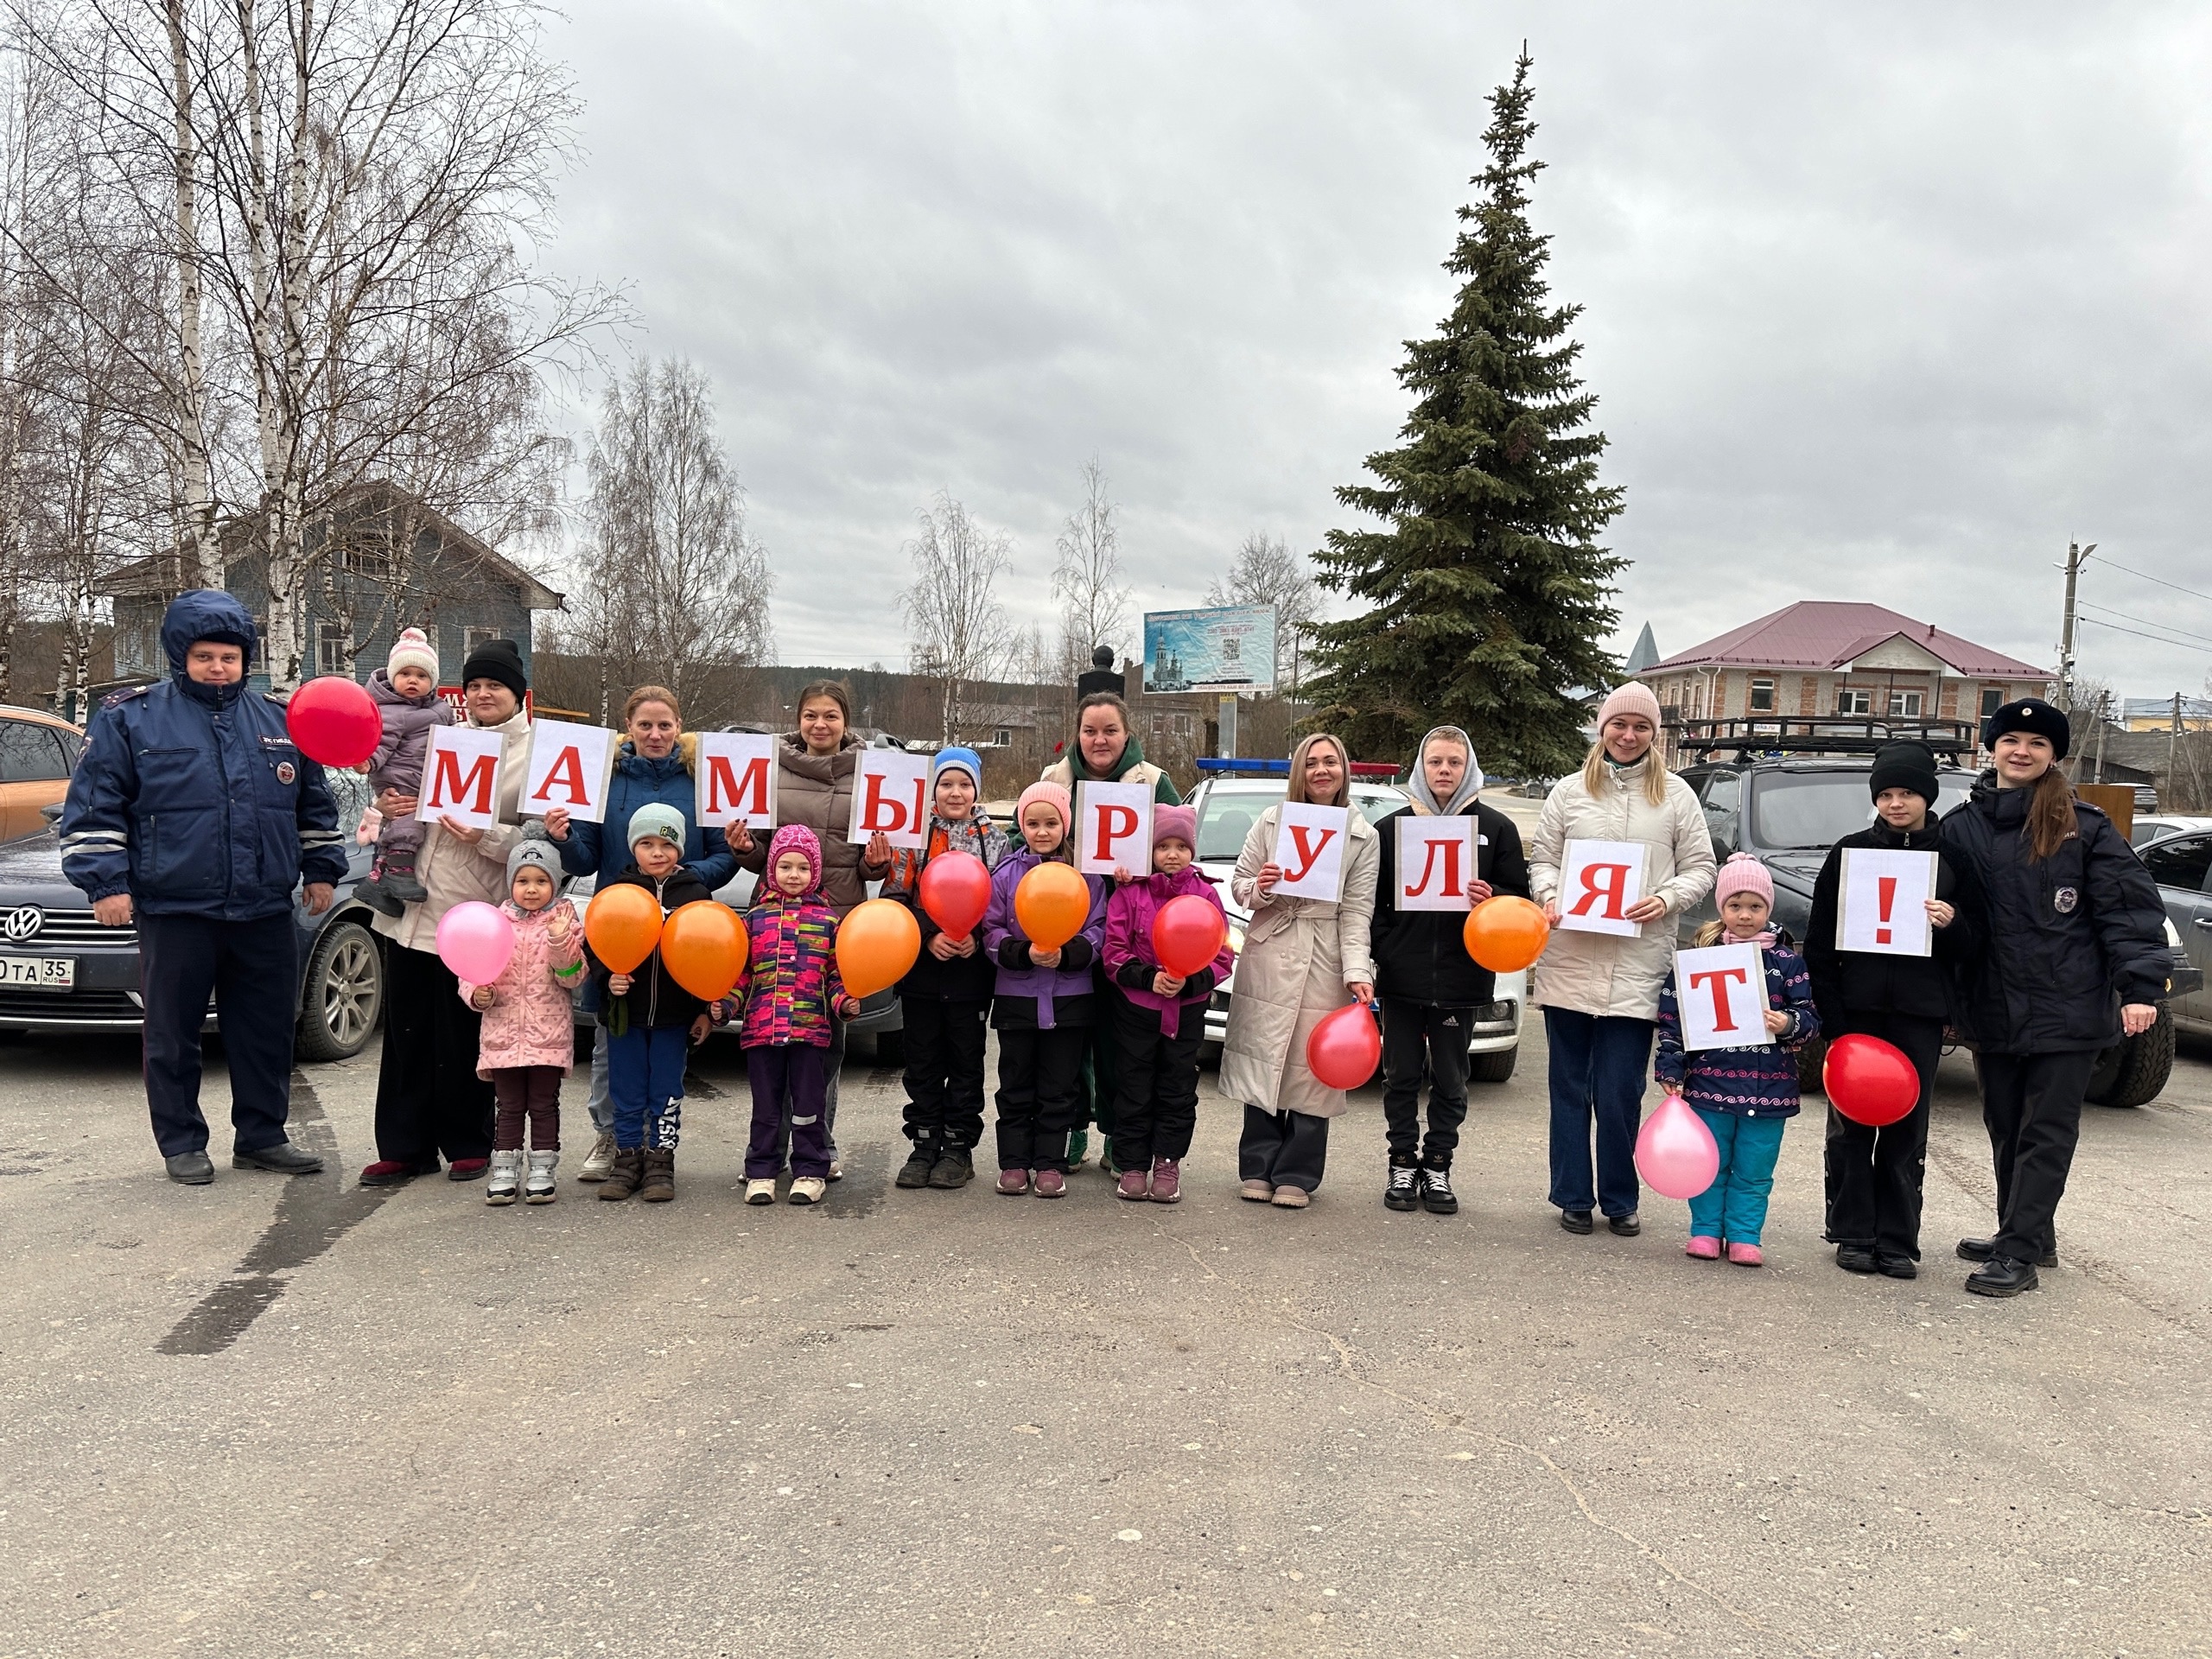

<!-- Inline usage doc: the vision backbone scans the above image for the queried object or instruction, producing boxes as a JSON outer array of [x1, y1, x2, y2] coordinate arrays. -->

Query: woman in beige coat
[[1528, 683, 1715, 1235], [1222, 734, 1381, 1209], [360, 639, 537, 1185]]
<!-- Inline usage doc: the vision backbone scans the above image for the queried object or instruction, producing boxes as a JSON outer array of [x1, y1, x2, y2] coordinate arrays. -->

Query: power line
[[2075, 600, 2212, 649], [2075, 614, 2212, 655], [2094, 556, 2212, 608]]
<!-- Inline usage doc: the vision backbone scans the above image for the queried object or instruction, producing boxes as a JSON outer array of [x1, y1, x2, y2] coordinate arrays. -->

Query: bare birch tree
[[1206, 530, 1319, 696], [900, 490, 1018, 746], [1051, 457, 1131, 682]]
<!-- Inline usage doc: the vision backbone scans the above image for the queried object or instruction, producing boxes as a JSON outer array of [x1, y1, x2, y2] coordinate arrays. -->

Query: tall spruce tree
[[1304, 49, 1624, 776]]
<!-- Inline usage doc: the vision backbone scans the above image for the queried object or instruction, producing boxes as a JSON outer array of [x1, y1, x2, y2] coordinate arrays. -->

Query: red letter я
[[1688, 967, 1749, 1033], [1569, 861, 1630, 918]]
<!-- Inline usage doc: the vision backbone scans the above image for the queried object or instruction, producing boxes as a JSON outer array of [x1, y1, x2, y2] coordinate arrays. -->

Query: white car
[[1185, 772, 1526, 1081]]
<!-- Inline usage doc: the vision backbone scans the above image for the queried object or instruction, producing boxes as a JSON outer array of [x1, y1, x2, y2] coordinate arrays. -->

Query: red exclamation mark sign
[[1875, 876, 1897, 944]]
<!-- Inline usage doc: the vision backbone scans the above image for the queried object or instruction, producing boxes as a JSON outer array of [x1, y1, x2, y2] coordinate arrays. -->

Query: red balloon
[[918, 850, 991, 942], [1306, 1001, 1382, 1091], [1822, 1033, 1921, 1127], [1152, 894, 1227, 979], [286, 675, 382, 768]]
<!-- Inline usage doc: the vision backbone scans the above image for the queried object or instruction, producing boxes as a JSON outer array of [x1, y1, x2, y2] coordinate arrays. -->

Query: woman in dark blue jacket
[[1940, 700, 2170, 1299], [543, 685, 744, 1179]]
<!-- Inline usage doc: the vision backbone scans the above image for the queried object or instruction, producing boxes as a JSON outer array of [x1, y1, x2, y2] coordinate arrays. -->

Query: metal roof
[[1643, 601, 2050, 679]]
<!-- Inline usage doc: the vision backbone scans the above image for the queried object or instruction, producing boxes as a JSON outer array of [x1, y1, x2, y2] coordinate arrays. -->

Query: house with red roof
[[1642, 602, 2052, 751]]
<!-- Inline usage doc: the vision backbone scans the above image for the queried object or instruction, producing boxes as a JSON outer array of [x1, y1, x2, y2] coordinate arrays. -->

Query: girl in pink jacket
[[461, 840, 585, 1205], [1102, 806, 1235, 1203]]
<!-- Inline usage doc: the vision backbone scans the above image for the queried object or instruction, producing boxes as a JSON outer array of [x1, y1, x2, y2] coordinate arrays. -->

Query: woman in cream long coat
[[1222, 734, 1381, 1209], [1528, 683, 1715, 1235]]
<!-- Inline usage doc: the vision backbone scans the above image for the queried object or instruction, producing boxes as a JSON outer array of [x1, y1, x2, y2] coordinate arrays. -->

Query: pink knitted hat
[[1152, 804, 1197, 850], [1596, 681, 1662, 731], [766, 823, 823, 894], [1713, 852, 1773, 906], [1014, 780, 1071, 834]]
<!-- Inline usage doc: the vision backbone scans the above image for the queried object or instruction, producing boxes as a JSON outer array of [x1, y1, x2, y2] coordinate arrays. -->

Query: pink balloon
[[1634, 1091, 1720, 1201], [436, 899, 516, 986]]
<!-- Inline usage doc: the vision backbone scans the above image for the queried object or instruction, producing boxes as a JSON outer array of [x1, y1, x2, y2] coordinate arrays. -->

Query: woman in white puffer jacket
[[1528, 683, 1715, 1237]]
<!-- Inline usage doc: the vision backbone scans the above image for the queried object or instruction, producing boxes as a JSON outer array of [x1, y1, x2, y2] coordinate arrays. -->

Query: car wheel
[[1467, 1045, 1517, 1084], [1796, 1035, 1829, 1099], [296, 919, 383, 1062], [2086, 1007, 2175, 1108]]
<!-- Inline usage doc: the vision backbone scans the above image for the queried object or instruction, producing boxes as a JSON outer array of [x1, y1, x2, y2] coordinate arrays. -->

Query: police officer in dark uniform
[[60, 590, 349, 1184]]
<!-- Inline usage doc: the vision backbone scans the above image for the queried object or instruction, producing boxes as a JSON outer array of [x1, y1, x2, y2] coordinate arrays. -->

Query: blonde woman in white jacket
[[1221, 734, 1381, 1209], [1528, 683, 1715, 1236]]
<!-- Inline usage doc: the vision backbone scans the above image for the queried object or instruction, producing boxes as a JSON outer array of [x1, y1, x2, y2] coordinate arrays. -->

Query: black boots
[[1963, 1255, 2040, 1297], [928, 1149, 976, 1188], [897, 1146, 938, 1188], [1384, 1159, 1420, 1211], [1958, 1236, 2057, 1269], [1418, 1160, 1458, 1216]]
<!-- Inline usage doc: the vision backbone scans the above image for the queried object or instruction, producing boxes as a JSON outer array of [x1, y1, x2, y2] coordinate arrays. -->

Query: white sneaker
[[788, 1177, 827, 1205], [577, 1131, 617, 1182], [744, 1178, 778, 1206], [485, 1149, 521, 1205], [525, 1149, 558, 1204]]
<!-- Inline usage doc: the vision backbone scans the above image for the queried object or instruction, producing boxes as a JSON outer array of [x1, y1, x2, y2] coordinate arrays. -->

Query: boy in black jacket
[[590, 804, 716, 1203], [1804, 741, 1980, 1277], [1370, 727, 1531, 1215]]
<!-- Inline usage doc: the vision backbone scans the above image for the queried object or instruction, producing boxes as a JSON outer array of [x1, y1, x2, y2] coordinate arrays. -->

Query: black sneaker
[[1418, 1163, 1458, 1216], [927, 1149, 976, 1189], [1876, 1255, 1918, 1280], [895, 1148, 937, 1188], [1384, 1160, 1421, 1211], [1957, 1236, 2057, 1269], [1560, 1209, 1595, 1235], [1835, 1245, 1878, 1274]]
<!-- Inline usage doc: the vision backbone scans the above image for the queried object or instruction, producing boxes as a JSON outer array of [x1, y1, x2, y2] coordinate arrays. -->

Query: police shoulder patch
[[100, 684, 149, 709]]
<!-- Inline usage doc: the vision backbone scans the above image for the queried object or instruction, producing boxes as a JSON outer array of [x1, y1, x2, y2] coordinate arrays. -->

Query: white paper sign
[[519, 719, 617, 825], [1272, 803, 1351, 902], [420, 723, 507, 832], [694, 732, 779, 831], [847, 748, 932, 850], [1555, 838, 1647, 937], [1395, 817, 1478, 912], [1673, 942, 1770, 1052], [1075, 781, 1154, 876], [1838, 847, 1937, 957]]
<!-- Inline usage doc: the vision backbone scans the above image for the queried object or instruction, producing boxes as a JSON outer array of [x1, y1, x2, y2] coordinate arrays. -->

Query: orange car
[[0, 705, 85, 842]]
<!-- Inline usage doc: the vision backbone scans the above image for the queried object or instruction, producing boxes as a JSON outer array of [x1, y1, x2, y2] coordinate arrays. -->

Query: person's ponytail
[[2026, 767, 2076, 862]]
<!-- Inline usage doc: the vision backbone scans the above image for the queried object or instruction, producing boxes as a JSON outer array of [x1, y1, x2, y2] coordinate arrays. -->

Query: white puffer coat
[[1527, 757, 1715, 1022], [1218, 803, 1381, 1119]]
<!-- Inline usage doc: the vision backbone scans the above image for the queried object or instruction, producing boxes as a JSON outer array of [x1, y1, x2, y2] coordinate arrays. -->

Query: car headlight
[[1227, 924, 1246, 956], [2165, 917, 2184, 950]]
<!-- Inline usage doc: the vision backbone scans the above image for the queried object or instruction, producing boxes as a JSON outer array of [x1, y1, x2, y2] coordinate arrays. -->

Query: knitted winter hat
[[1983, 696, 2071, 760], [505, 838, 565, 891], [933, 747, 984, 791], [460, 635, 527, 702], [1868, 740, 1941, 806], [626, 802, 686, 850], [1596, 681, 1663, 732], [1015, 780, 1072, 833], [387, 626, 439, 683], [1713, 851, 1774, 906], [1153, 804, 1198, 851], [766, 823, 823, 893]]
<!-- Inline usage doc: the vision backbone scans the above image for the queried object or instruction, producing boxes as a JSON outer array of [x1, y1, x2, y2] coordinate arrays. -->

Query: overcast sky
[[538, 1, 2212, 702]]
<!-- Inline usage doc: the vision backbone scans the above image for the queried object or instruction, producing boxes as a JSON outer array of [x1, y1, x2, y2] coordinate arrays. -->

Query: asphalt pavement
[[3, 1009, 2210, 1659]]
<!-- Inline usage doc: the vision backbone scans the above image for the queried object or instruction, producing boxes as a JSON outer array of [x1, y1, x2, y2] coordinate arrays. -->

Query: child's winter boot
[[380, 848, 429, 905], [598, 1147, 643, 1201], [638, 1148, 676, 1203], [1147, 1158, 1181, 1205], [485, 1149, 521, 1205], [355, 859, 404, 917], [524, 1149, 558, 1204]]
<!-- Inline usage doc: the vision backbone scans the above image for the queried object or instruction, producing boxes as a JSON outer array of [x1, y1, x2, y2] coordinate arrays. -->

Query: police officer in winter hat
[[60, 591, 349, 1184]]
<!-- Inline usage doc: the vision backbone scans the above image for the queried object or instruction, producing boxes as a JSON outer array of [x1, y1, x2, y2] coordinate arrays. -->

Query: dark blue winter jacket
[[554, 733, 737, 892], [60, 590, 347, 920]]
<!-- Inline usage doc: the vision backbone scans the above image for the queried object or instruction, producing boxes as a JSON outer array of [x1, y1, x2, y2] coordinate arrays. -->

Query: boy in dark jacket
[[1369, 727, 1530, 1215], [589, 804, 715, 1203], [1804, 741, 1980, 1278]]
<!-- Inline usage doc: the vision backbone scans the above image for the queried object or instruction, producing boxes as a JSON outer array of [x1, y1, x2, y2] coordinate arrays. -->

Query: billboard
[[1141, 605, 1277, 695]]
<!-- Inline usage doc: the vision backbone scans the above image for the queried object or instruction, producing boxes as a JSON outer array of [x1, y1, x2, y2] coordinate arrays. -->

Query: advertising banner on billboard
[[1140, 606, 1277, 695]]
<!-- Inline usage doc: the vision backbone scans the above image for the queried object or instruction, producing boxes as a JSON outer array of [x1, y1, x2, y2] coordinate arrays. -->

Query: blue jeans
[[1687, 1109, 1788, 1245], [607, 1025, 689, 1151], [1543, 1007, 1654, 1217]]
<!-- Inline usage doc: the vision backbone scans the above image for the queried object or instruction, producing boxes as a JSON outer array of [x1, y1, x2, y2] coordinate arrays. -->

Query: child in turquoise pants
[[1654, 854, 1821, 1267]]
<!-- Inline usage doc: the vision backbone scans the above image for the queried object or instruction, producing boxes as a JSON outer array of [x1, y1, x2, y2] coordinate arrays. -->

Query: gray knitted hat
[[505, 838, 565, 891], [626, 802, 687, 850]]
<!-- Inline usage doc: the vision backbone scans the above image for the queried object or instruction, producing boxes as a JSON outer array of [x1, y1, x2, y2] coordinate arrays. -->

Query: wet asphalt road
[[3, 1014, 2209, 1659]]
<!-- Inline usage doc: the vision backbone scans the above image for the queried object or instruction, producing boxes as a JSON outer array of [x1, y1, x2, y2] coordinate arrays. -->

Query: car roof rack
[[1670, 716, 1979, 763]]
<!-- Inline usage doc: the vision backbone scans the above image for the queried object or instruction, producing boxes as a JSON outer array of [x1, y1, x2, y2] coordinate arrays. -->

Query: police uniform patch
[[2054, 886, 2079, 914], [276, 761, 296, 785]]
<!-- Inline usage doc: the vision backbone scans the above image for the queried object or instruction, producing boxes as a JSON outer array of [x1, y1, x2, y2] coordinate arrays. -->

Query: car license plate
[[0, 956, 74, 990]]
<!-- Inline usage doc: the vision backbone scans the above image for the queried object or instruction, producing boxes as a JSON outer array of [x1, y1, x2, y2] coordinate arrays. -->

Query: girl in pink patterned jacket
[[735, 824, 857, 1207], [460, 840, 584, 1205]]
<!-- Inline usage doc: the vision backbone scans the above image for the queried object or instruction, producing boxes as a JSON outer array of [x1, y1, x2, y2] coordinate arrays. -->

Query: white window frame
[[1749, 677, 1776, 713], [1887, 690, 1924, 718], [315, 622, 352, 677], [461, 625, 499, 657], [1836, 689, 1872, 715]]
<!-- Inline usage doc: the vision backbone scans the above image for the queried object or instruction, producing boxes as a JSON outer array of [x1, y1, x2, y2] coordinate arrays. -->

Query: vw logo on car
[[3, 906, 42, 944]]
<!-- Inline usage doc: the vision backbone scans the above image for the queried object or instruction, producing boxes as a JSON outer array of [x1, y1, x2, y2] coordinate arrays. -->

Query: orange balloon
[[660, 899, 748, 1001], [1014, 861, 1091, 953], [585, 883, 664, 974], [836, 896, 921, 1000], [1463, 895, 1550, 974]]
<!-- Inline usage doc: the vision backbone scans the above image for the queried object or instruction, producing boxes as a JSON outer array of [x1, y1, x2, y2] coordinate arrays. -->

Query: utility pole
[[2056, 540, 2096, 710], [2171, 692, 2183, 810]]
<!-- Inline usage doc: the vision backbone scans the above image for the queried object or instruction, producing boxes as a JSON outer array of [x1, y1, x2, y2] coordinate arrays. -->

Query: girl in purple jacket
[[981, 781, 1107, 1198], [1102, 805, 1235, 1204]]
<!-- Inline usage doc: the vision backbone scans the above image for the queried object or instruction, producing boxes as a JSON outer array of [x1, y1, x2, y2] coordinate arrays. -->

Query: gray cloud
[[540, 0, 2212, 697]]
